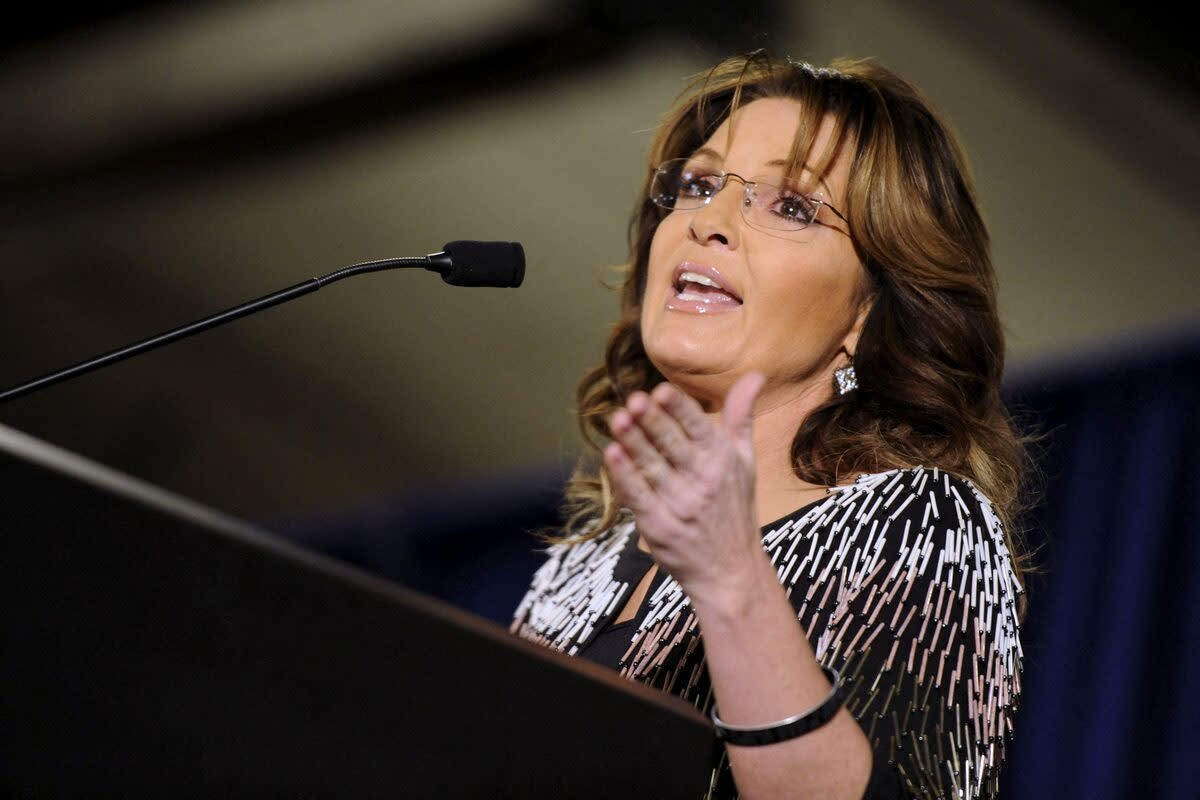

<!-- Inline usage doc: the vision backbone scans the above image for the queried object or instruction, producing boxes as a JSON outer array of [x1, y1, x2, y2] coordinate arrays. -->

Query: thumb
[[722, 371, 766, 441]]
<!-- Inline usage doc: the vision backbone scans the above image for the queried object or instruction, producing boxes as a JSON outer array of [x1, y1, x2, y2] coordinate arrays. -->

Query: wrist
[[711, 666, 846, 746], [685, 545, 783, 625]]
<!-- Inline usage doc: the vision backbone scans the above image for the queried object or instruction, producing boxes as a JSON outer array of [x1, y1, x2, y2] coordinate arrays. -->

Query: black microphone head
[[439, 241, 525, 287]]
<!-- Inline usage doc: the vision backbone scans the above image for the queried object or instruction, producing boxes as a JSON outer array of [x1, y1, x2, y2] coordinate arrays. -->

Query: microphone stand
[[0, 253, 454, 404]]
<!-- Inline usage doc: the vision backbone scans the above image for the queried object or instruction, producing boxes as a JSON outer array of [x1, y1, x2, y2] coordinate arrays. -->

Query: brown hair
[[558, 52, 1032, 582]]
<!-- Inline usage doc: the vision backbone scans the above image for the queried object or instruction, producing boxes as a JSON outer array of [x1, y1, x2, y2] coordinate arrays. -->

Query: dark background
[[2, 2, 1197, 797], [2, 0, 1196, 521]]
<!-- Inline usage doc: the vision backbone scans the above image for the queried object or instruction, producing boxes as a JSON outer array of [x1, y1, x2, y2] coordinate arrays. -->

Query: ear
[[839, 290, 874, 360]]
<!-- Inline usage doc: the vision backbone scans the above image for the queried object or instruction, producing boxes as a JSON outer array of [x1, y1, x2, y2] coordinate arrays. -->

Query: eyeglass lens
[[650, 158, 825, 231]]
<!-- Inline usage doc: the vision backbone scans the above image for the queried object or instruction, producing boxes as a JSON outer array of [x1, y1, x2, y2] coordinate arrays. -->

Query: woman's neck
[[705, 378, 837, 527]]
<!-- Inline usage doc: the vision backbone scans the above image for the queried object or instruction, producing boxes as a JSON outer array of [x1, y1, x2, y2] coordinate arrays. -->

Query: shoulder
[[768, 466, 1018, 587], [838, 465, 1004, 527], [509, 516, 636, 648], [823, 466, 1017, 579], [822, 466, 1024, 626]]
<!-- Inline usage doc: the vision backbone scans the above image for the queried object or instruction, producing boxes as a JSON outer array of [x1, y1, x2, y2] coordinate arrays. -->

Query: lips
[[667, 262, 742, 314]]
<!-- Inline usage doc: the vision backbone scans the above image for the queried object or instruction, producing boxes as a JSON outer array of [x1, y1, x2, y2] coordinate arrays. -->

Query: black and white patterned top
[[511, 467, 1023, 799]]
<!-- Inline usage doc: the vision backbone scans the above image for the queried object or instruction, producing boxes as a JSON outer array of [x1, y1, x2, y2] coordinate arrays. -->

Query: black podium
[[0, 424, 715, 798]]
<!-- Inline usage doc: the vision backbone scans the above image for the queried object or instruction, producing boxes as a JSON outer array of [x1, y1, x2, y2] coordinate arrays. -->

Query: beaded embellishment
[[512, 467, 1023, 799]]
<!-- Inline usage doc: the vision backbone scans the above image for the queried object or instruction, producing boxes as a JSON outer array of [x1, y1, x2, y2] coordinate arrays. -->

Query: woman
[[511, 53, 1028, 800]]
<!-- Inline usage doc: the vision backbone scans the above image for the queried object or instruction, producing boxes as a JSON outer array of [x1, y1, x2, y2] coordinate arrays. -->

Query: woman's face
[[640, 97, 869, 409]]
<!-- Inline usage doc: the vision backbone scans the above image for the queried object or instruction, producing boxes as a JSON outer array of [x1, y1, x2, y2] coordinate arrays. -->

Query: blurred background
[[1, 1, 1197, 797]]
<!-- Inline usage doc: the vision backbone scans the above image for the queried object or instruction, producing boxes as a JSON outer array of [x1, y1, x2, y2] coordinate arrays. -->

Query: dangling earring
[[834, 359, 858, 396]]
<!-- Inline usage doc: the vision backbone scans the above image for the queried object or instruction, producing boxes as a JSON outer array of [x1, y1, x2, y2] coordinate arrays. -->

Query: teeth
[[679, 271, 722, 289]]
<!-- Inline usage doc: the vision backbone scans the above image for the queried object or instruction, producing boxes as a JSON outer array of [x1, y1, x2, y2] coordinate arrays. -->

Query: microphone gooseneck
[[0, 241, 526, 403], [316, 255, 431, 286]]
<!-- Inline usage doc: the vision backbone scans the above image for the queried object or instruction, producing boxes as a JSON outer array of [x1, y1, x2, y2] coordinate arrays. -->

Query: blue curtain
[[274, 326, 1200, 798], [1003, 330, 1200, 799]]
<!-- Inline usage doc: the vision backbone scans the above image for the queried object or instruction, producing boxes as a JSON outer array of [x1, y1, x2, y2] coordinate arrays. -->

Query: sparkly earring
[[834, 360, 858, 395]]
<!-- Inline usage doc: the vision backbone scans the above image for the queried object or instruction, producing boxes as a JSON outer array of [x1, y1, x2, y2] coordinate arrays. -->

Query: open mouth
[[669, 264, 743, 311]]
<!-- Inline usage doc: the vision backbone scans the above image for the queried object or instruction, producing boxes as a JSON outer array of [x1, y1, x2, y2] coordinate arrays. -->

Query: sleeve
[[784, 468, 1023, 800]]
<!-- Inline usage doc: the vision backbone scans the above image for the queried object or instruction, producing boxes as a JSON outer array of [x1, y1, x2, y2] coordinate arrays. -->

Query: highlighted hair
[[558, 52, 1033, 584]]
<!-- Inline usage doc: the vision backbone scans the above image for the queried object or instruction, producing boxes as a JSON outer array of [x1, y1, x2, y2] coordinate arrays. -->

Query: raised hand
[[603, 372, 768, 597]]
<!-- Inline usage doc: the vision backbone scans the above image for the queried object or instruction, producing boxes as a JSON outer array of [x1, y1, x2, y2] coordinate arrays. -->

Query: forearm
[[688, 550, 872, 800]]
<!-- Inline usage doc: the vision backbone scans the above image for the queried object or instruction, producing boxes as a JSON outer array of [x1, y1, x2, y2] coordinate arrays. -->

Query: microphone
[[0, 241, 526, 403], [427, 241, 525, 287]]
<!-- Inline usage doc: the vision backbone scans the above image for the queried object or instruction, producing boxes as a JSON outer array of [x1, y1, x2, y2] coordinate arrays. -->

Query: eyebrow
[[765, 159, 836, 198], [690, 148, 835, 197]]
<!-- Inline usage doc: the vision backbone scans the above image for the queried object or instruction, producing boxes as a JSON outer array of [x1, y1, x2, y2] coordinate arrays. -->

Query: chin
[[642, 306, 743, 382], [645, 338, 735, 391]]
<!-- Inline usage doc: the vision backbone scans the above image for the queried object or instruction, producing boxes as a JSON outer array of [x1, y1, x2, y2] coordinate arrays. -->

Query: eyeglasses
[[648, 158, 848, 236]]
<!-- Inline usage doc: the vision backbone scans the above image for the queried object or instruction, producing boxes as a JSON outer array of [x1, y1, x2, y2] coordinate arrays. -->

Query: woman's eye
[[678, 173, 720, 197], [772, 192, 817, 221]]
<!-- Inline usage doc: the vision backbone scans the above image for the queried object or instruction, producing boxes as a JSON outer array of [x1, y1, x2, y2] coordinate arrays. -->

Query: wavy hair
[[557, 53, 1032, 583]]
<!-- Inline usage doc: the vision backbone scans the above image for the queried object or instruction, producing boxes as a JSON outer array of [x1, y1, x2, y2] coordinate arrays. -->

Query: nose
[[687, 174, 747, 248]]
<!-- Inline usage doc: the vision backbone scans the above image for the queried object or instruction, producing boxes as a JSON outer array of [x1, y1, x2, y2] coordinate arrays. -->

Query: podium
[[0, 424, 715, 797]]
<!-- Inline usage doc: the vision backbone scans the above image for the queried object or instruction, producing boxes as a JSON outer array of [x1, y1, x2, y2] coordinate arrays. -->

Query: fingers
[[609, 376, 762, 503], [651, 382, 711, 441], [603, 440, 656, 514], [630, 390, 692, 466], [610, 406, 671, 488]]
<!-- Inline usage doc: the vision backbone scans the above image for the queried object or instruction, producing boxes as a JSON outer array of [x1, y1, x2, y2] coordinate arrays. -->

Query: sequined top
[[511, 467, 1023, 799]]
